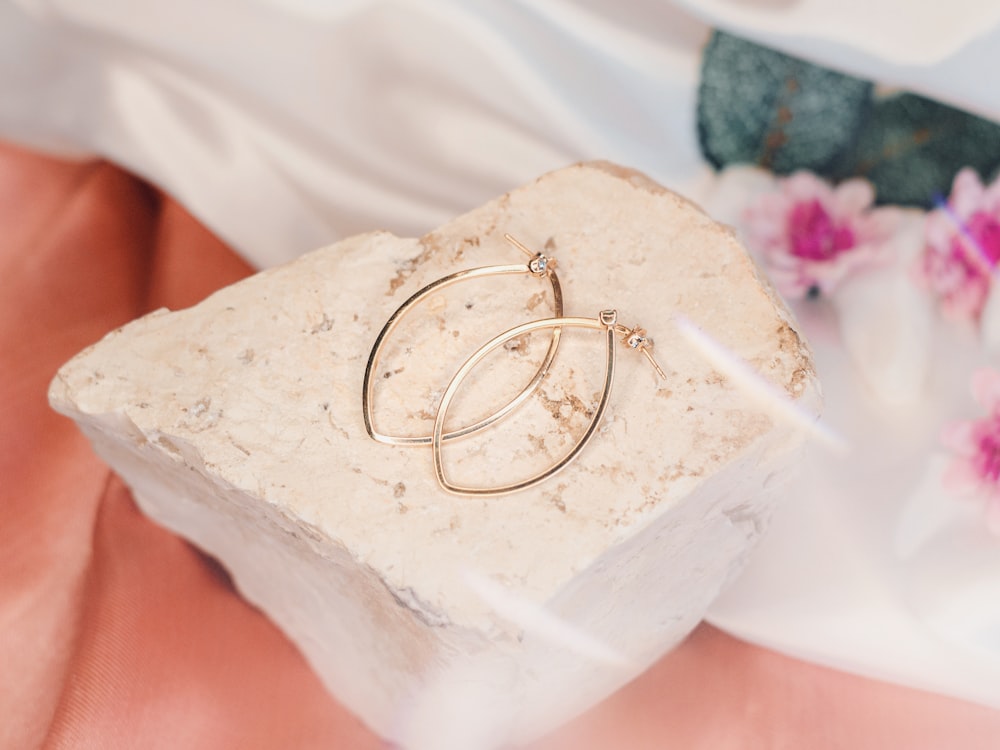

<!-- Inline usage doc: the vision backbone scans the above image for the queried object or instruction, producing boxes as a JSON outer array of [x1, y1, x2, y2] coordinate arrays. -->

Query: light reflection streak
[[673, 314, 849, 453]]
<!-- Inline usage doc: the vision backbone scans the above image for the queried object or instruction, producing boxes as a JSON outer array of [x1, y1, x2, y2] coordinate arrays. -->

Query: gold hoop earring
[[362, 234, 564, 446], [432, 309, 666, 496]]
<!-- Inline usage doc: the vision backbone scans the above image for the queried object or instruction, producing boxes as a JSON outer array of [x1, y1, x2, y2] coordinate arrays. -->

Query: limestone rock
[[49, 162, 819, 747]]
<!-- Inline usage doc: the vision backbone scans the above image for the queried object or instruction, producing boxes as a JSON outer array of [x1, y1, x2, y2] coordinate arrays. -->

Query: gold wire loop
[[362, 235, 564, 446], [432, 309, 666, 496]]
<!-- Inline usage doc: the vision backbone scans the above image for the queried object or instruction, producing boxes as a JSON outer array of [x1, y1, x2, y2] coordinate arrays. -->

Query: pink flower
[[942, 368, 1000, 535], [915, 168, 1000, 323], [743, 172, 899, 299]]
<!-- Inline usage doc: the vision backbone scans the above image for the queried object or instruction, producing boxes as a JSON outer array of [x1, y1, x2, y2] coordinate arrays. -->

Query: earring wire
[[362, 235, 563, 446], [432, 309, 665, 496]]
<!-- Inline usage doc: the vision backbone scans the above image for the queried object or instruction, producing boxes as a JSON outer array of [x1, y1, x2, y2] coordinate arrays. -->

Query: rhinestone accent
[[528, 254, 548, 274], [625, 327, 648, 349]]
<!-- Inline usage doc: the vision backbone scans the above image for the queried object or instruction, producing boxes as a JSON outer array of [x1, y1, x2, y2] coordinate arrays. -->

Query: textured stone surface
[[49, 161, 819, 747]]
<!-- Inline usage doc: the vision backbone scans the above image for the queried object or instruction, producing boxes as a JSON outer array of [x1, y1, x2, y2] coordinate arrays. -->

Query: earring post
[[614, 323, 667, 379], [641, 348, 668, 380], [503, 233, 536, 259]]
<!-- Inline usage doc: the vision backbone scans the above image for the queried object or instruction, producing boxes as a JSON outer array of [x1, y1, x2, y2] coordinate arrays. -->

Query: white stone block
[[49, 162, 819, 748]]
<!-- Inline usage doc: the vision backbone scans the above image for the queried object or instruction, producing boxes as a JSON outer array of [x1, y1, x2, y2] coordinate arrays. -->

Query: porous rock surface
[[49, 161, 819, 747]]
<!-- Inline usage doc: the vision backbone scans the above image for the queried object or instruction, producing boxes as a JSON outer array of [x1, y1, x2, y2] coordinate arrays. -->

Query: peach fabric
[[1, 141, 998, 749]]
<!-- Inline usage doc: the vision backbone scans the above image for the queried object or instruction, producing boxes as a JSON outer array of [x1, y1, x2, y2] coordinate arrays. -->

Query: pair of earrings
[[362, 234, 665, 496]]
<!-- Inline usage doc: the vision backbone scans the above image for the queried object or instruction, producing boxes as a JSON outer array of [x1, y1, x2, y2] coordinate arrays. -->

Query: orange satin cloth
[[2, 141, 998, 749]]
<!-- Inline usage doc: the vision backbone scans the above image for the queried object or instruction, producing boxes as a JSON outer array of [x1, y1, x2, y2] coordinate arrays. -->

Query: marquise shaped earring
[[362, 234, 564, 446], [432, 309, 667, 496]]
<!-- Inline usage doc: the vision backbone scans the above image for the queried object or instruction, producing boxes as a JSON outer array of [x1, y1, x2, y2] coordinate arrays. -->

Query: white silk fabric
[[3, 0, 998, 709]]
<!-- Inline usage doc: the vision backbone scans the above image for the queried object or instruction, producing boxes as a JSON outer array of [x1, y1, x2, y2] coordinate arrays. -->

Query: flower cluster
[[942, 368, 1000, 535], [743, 167, 1000, 326], [740, 167, 1000, 535], [742, 172, 899, 299], [914, 168, 1000, 323]]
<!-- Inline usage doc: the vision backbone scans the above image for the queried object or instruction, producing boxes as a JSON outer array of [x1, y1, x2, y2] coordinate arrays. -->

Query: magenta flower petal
[[917, 169, 1000, 323], [942, 367, 1000, 534], [832, 179, 875, 218], [949, 168, 985, 219], [742, 172, 896, 300], [922, 211, 955, 254], [784, 171, 829, 202]]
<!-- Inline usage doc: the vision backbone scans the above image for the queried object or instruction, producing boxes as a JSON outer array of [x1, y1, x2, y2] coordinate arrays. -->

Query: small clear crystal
[[626, 327, 648, 349]]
